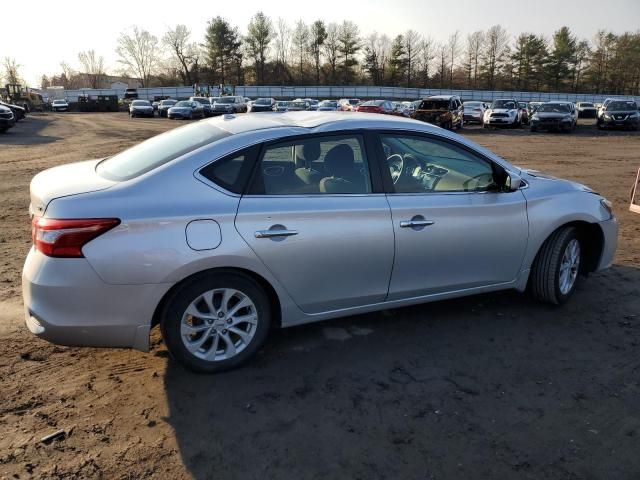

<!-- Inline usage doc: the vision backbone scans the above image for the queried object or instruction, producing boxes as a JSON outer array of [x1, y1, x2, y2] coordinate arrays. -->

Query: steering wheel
[[462, 173, 495, 191], [387, 154, 404, 184]]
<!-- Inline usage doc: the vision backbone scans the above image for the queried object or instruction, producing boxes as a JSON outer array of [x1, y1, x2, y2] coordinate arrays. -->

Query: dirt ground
[[1, 113, 639, 480]]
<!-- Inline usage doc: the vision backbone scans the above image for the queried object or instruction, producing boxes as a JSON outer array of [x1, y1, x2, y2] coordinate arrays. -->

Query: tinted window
[[419, 99, 449, 110], [251, 135, 372, 195], [97, 123, 231, 181], [381, 134, 498, 193], [199, 147, 258, 194]]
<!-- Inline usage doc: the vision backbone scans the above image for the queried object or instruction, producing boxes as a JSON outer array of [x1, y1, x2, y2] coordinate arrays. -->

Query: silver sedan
[[23, 112, 618, 372]]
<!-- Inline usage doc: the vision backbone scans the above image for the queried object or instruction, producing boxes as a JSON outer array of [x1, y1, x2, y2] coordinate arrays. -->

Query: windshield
[[580, 103, 594, 107], [131, 100, 150, 106], [174, 101, 192, 107], [160, 100, 176, 106], [255, 98, 272, 105], [464, 102, 482, 108], [348, 99, 360, 105], [362, 100, 384, 106], [419, 99, 449, 110], [97, 123, 231, 181], [192, 98, 209, 104], [491, 100, 516, 109], [52, 100, 66, 104], [606, 101, 637, 111], [291, 102, 307, 108], [319, 101, 337, 107], [277, 101, 293, 107], [216, 97, 235, 104], [537, 104, 570, 113]]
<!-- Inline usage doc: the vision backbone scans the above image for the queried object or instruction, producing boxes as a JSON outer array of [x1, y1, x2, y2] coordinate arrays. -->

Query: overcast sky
[[5, 0, 640, 86]]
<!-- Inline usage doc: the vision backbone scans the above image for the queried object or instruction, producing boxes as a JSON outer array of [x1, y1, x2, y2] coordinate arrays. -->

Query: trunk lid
[[30, 159, 116, 217]]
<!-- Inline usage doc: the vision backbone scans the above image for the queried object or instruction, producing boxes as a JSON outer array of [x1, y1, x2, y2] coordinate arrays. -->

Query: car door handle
[[400, 220, 435, 228], [254, 229, 299, 238]]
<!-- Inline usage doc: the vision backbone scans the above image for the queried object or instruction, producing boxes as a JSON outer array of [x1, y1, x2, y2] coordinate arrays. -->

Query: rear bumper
[[22, 248, 172, 352], [596, 217, 618, 271]]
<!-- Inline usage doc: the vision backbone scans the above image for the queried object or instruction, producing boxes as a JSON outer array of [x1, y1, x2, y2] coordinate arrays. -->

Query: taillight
[[31, 217, 120, 258]]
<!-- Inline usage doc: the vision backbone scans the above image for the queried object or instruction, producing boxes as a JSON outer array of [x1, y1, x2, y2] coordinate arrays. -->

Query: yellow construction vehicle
[[4, 84, 44, 112]]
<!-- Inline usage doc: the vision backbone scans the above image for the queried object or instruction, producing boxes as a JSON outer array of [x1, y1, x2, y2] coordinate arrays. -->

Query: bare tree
[[116, 26, 159, 87], [447, 31, 460, 88], [292, 20, 309, 83], [164, 25, 199, 86], [419, 37, 435, 87], [273, 18, 292, 83], [3, 57, 22, 85], [404, 30, 421, 87], [78, 50, 105, 88], [464, 31, 485, 88], [324, 22, 340, 83], [436, 43, 449, 88], [482, 25, 509, 89]]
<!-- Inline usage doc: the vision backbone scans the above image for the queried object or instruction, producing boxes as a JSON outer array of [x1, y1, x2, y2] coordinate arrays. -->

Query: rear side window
[[97, 123, 231, 181], [249, 135, 372, 195], [199, 146, 259, 194]]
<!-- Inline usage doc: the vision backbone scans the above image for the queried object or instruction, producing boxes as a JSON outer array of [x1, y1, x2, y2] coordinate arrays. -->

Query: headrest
[[324, 144, 355, 177]]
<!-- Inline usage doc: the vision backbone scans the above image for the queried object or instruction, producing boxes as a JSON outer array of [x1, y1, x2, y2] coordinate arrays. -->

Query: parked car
[[22, 112, 618, 373], [157, 99, 177, 118], [597, 98, 615, 121], [190, 97, 214, 117], [51, 99, 69, 112], [317, 100, 339, 111], [248, 97, 276, 112], [338, 98, 361, 111], [123, 88, 138, 100], [288, 100, 309, 111], [0, 104, 15, 133], [274, 101, 293, 112], [462, 101, 486, 124], [152, 101, 160, 111], [307, 99, 320, 111], [211, 96, 247, 115], [129, 100, 154, 118], [412, 95, 464, 130], [529, 102, 576, 132], [597, 100, 639, 130], [518, 102, 530, 125], [576, 102, 598, 118], [355, 100, 394, 114], [167, 100, 205, 120], [391, 102, 410, 117], [528, 101, 543, 117], [0, 101, 26, 121], [483, 99, 522, 128]]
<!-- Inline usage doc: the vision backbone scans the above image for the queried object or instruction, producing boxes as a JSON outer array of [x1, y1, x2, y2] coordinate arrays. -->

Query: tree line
[[6, 13, 640, 96]]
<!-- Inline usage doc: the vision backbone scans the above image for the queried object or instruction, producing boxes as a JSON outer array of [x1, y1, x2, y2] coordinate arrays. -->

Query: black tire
[[529, 226, 582, 305], [160, 272, 272, 373], [530, 126, 537, 132]]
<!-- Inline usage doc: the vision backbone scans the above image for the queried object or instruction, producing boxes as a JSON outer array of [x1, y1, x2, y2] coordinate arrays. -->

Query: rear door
[[374, 132, 529, 300], [235, 132, 395, 314]]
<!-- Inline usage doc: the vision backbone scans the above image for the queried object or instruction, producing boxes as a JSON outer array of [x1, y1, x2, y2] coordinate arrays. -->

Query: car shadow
[[0, 115, 62, 145], [162, 264, 640, 479]]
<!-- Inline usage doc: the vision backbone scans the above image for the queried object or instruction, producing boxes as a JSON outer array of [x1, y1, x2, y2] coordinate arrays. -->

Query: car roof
[[426, 95, 456, 100]]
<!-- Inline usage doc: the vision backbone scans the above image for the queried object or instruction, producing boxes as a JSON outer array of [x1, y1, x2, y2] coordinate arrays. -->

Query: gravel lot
[[1, 113, 639, 480]]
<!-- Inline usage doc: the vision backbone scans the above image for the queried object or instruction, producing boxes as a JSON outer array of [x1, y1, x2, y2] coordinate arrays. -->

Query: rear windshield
[[96, 123, 231, 181], [491, 100, 516, 109], [419, 99, 449, 110]]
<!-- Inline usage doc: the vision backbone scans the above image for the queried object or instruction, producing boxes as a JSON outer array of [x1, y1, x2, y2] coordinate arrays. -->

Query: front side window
[[380, 134, 499, 193], [250, 135, 372, 195]]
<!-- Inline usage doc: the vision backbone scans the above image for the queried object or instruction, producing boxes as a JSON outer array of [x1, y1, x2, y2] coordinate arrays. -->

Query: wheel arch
[[529, 220, 604, 275], [151, 267, 283, 330]]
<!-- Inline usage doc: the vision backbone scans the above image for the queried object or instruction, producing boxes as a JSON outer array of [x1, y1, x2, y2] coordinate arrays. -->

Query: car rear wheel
[[160, 272, 271, 373], [529, 226, 582, 305]]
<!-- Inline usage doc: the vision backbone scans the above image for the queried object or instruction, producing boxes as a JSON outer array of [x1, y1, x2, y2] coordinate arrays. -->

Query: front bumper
[[0, 117, 15, 128], [601, 116, 639, 128], [596, 217, 618, 271], [486, 116, 516, 125], [131, 110, 154, 117], [22, 248, 172, 352], [463, 113, 482, 123]]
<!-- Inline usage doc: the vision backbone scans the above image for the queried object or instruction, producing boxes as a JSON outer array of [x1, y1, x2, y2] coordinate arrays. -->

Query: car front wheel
[[529, 226, 582, 305], [160, 272, 271, 373]]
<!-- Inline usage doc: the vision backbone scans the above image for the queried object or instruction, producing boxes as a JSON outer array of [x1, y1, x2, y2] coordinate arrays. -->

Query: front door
[[377, 132, 529, 300], [235, 133, 395, 313]]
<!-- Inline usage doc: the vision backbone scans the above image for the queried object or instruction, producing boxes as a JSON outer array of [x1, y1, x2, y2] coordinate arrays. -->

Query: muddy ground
[[0, 113, 639, 480]]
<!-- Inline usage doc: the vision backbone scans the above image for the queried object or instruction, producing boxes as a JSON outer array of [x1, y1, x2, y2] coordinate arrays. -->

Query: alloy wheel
[[559, 239, 580, 295]]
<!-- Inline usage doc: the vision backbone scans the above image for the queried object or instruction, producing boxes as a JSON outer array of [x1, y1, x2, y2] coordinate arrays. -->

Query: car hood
[[604, 110, 637, 115], [30, 159, 116, 216], [533, 112, 569, 119], [489, 108, 517, 114], [0, 106, 11, 113], [169, 106, 191, 111], [521, 169, 595, 193]]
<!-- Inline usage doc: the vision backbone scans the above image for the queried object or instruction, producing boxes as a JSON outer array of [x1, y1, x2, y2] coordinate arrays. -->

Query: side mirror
[[505, 171, 523, 192]]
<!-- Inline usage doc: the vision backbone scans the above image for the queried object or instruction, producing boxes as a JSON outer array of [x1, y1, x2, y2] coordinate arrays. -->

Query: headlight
[[600, 198, 614, 219], [629, 112, 639, 118], [603, 113, 612, 119]]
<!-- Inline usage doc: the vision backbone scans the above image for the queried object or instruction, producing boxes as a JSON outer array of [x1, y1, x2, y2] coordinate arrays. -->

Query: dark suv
[[411, 95, 463, 130], [598, 100, 639, 130]]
